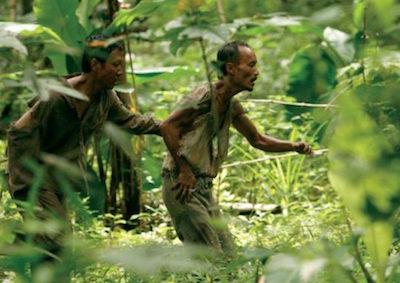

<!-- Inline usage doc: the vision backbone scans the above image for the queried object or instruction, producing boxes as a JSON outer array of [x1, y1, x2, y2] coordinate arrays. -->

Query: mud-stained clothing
[[7, 80, 160, 196], [6, 77, 160, 254], [162, 85, 243, 253]]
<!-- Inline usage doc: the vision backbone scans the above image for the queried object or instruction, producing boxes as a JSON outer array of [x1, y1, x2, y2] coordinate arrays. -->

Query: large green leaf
[[353, 0, 366, 29], [370, 0, 397, 29], [76, 0, 102, 34], [0, 22, 71, 59], [34, 0, 87, 74], [34, 0, 86, 48], [328, 85, 400, 283]]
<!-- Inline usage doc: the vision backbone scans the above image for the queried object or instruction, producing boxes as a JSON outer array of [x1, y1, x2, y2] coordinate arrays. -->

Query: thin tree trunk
[[216, 0, 226, 23], [10, 0, 17, 21], [106, 0, 143, 229]]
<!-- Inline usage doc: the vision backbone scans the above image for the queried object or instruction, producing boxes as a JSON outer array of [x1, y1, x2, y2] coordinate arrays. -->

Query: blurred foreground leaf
[[99, 244, 212, 275], [103, 122, 136, 161], [328, 84, 400, 283]]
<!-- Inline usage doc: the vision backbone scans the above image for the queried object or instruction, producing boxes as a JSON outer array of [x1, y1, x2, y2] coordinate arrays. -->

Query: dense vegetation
[[0, 0, 399, 282]]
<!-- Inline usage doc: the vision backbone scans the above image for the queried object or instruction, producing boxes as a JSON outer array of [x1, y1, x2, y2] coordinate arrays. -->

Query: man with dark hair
[[6, 34, 161, 262], [161, 41, 312, 253]]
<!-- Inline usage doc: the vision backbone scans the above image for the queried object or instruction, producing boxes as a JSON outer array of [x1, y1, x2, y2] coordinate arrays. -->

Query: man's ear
[[226, 62, 236, 76], [90, 58, 101, 72]]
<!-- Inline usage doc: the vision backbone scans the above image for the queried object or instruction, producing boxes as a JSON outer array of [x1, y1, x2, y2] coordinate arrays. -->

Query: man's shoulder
[[176, 84, 211, 110]]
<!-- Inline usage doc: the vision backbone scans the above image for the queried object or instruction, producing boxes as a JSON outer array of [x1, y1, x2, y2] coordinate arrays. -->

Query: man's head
[[81, 34, 124, 89], [217, 41, 258, 91]]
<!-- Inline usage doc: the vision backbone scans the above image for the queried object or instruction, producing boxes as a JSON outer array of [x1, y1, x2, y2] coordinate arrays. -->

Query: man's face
[[230, 46, 259, 91], [96, 48, 124, 90]]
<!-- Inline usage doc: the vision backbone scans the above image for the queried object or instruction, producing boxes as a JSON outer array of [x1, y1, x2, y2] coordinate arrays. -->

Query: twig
[[125, 31, 139, 112], [361, 5, 367, 84], [245, 99, 338, 108], [198, 38, 218, 132], [222, 149, 329, 168], [345, 217, 375, 283]]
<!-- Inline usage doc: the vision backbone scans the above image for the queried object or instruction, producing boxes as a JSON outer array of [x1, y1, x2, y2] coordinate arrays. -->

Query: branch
[[198, 38, 219, 133], [245, 99, 338, 108], [345, 217, 375, 283]]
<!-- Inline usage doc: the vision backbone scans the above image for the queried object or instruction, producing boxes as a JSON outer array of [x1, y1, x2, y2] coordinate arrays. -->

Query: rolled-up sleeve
[[107, 92, 161, 135]]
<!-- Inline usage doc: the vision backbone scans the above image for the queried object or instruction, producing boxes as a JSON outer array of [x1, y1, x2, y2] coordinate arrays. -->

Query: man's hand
[[173, 167, 197, 203], [293, 142, 313, 155]]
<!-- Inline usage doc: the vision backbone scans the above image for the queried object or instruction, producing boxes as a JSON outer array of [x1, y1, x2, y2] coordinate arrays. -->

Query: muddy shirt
[[162, 85, 244, 178], [7, 82, 160, 195]]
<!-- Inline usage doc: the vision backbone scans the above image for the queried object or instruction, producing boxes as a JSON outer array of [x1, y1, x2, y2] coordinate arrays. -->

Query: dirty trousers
[[162, 175, 235, 253], [13, 187, 69, 256]]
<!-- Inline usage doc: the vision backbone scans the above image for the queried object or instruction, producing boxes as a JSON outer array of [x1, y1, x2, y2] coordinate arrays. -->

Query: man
[[6, 35, 160, 259], [160, 41, 312, 253]]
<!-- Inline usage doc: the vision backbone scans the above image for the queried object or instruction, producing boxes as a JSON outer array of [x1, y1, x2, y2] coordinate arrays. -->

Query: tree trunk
[[106, 0, 143, 229], [10, 0, 17, 21]]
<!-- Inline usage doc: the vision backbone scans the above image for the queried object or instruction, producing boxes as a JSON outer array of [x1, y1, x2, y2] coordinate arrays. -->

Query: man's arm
[[7, 99, 50, 196], [232, 102, 312, 154], [107, 91, 161, 135], [160, 105, 206, 203]]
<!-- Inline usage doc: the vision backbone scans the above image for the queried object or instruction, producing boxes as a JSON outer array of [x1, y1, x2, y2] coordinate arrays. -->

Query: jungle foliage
[[0, 0, 399, 282]]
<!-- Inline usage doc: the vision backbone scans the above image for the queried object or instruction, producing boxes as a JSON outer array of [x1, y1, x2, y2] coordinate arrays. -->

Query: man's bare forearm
[[252, 134, 295, 152], [160, 121, 192, 172]]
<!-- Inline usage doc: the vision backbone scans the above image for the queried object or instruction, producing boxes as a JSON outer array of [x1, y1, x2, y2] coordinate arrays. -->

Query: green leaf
[[45, 79, 89, 101], [34, 0, 87, 48], [103, 122, 136, 161], [0, 30, 27, 55], [113, 83, 135, 93], [76, 0, 102, 34], [178, 26, 227, 44], [310, 5, 344, 25], [41, 153, 92, 180], [264, 15, 304, 27], [323, 27, 355, 64], [128, 66, 198, 84], [328, 85, 400, 283], [99, 245, 211, 275], [106, 0, 178, 34], [370, 0, 396, 29], [34, 0, 87, 73], [47, 54, 69, 76], [353, 0, 366, 29], [265, 253, 326, 283]]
